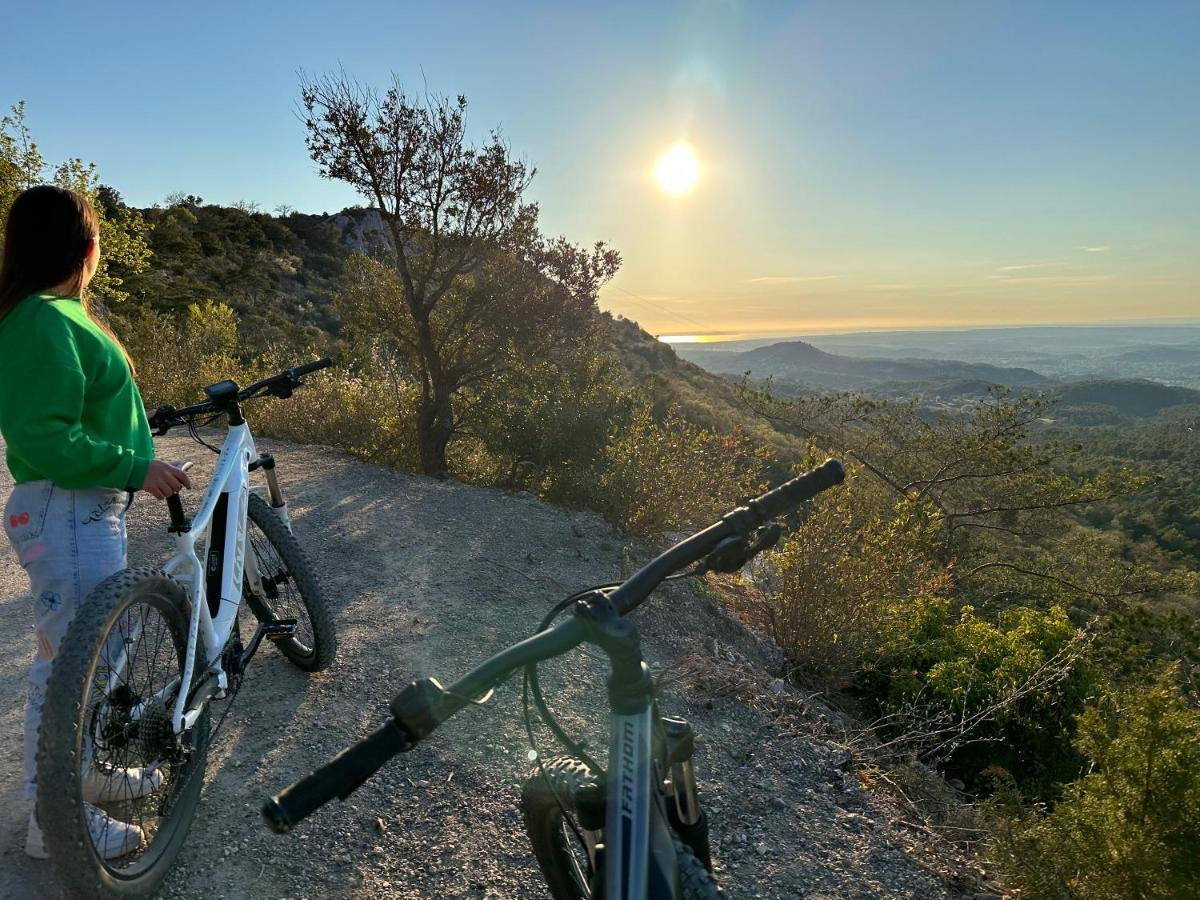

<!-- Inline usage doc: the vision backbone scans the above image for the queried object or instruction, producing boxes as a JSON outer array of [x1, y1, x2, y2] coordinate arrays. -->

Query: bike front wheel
[[243, 492, 336, 671], [37, 566, 210, 899], [521, 756, 725, 900]]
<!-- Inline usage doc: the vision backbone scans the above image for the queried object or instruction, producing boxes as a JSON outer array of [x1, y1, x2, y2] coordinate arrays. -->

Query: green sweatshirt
[[0, 293, 153, 490]]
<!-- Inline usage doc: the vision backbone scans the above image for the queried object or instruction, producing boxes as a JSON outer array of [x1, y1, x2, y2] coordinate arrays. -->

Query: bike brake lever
[[703, 523, 782, 573]]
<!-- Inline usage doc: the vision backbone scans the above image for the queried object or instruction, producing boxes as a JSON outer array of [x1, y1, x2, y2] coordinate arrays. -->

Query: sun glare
[[654, 142, 700, 195]]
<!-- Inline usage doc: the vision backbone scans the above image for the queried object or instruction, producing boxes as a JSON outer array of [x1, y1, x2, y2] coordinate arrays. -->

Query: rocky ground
[[0, 434, 982, 898]]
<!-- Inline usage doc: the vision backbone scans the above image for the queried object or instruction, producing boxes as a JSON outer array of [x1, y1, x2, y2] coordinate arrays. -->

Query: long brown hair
[[0, 184, 133, 367]]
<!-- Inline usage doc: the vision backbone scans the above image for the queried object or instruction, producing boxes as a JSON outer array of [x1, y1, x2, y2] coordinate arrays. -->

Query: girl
[[0, 185, 191, 859]]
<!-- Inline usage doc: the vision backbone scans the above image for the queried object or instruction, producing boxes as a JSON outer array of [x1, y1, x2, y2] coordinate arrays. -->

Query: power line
[[606, 285, 714, 333]]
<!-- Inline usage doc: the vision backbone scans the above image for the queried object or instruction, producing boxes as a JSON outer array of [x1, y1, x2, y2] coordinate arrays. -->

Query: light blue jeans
[[3, 481, 130, 800]]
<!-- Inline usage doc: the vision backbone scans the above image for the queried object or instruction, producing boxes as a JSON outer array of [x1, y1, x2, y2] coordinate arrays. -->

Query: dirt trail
[[0, 435, 956, 899]]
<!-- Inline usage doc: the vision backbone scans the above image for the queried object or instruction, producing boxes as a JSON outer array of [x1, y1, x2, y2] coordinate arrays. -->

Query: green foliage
[[743, 385, 1158, 611], [597, 405, 771, 540], [990, 666, 1200, 899], [729, 466, 951, 686], [0, 101, 44, 235], [122, 300, 241, 407], [1052, 406, 1200, 566], [860, 602, 1097, 798], [472, 351, 636, 505], [121, 200, 348, 346]]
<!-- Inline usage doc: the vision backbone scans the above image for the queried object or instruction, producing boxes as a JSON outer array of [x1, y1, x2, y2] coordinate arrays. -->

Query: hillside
[[119, 201, 370, 345], [1053, 379, 1200, 420], [676, 339, 1051, 395], [0, 434, 976, 899], [601, 315, 810, 463]]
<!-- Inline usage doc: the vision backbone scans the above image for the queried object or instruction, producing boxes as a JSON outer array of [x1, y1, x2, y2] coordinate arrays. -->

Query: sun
[[654, 142, 700, 196]]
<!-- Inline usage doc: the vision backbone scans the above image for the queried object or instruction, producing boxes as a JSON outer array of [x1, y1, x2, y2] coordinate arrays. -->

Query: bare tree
[[300, 72, 617, 476]]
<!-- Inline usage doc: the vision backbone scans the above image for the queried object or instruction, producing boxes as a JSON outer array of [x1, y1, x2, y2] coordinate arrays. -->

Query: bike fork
[[664, 716, 713, 871], [251, 453, 293, 531]]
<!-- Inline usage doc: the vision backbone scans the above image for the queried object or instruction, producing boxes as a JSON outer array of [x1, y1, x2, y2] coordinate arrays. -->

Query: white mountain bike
[[36, 359, 338, 899]]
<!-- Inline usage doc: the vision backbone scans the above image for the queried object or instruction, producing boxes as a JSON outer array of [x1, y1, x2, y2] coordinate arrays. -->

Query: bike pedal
[[263, 618, 298, 641]]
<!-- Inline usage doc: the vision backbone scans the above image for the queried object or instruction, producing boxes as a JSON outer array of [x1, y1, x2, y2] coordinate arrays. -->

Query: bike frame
[[158, 422, 260, 734]]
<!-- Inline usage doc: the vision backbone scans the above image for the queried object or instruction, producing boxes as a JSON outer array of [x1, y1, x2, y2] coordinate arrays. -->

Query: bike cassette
[[263, 618, 297, 642]]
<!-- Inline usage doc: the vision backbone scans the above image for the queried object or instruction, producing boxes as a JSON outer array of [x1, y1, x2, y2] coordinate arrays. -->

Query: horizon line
[[648, 316, 1200, 343]]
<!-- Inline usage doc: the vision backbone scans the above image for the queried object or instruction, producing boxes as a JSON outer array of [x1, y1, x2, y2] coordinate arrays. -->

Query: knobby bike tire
[[243, 493, 336, 671], [37, 567, 210, 899], [521, 756, 725, 900]]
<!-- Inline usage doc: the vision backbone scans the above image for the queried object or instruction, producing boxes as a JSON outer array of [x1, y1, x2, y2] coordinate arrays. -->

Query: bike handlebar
[[608, 458, 844, 615], [262, 458, 845, 832], [746, 457, 845, 522], [264, 720, 410, 834], [150, 358, 333, 434], [238, 357, 333, 399]]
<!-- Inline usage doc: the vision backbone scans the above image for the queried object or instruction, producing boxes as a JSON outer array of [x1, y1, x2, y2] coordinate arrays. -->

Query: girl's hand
[[142, 461, 192, 500]]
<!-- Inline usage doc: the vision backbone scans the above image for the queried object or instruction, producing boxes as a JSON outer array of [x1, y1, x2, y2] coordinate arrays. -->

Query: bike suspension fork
[[663, 716, 713, 871], [252, 453, 293, 531]]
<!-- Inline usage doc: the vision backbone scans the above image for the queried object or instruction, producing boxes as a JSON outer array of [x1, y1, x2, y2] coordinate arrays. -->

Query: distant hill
[[1053, 379, 1200, 421], [676, 339, 1051, 394]]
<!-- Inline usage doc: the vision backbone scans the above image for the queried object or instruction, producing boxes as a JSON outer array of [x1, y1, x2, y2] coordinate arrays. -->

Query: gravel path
[[0, 434, 956, 899]]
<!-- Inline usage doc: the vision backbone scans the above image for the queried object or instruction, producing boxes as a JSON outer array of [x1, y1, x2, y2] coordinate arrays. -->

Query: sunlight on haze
[[654, 142, 700, 196]]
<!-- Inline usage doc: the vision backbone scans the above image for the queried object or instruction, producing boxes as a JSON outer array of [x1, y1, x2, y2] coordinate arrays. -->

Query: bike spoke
[[247, 526, 315, 655], [80, 595, 194, 873]]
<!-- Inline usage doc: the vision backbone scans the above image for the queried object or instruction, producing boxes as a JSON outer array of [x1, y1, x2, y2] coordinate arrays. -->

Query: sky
[[3, 1, 1198, 337]]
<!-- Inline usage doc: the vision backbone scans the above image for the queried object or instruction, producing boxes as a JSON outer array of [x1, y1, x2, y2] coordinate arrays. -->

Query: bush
[[990, 666, 1200, 899], [729, 468, 951, 687], [122, 300, 241, 407], [253, 352, 420, 470], [119, 303, 420, 469], [470, 352, 635, 505], [859, 602, 1097, 798], [597, 405, 770, 540]]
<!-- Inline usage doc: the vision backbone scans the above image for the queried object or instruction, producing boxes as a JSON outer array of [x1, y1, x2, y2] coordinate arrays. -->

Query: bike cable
[[186, 414, 223, 454], [519, 565, 707, 876], [522, 565, 707, 775]]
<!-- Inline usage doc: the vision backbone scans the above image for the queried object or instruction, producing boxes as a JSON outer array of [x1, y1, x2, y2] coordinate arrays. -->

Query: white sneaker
[[81, 764, 164, 803], [24, 811, 47, 859], [25, 804, 146, 860]]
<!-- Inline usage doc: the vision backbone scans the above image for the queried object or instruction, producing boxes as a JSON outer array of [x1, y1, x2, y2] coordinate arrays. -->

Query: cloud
[[1080, 245, 1111, 252], [988, 274, 1116, 285], [997, 260, 1068, 271], [746, 275, 839, 285]]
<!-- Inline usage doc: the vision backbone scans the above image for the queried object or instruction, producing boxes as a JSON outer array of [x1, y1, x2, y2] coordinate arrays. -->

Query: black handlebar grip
[[290, 358, 333, 378], [749, 458, 845, 522], [262, 720, 409, 834]]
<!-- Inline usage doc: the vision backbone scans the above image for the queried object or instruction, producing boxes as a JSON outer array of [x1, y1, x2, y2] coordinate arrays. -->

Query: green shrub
[[121, 300, 241, 407], [253, 353, 420, 471], [990, 666, 1200, 899], [471, 352, 635, 505], [728, 469, 952, 687], [858, 602, 1098, 798], [597, 405, 770, 540]]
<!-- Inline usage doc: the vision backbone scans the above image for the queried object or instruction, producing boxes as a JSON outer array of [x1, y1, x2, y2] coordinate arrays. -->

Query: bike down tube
[[161, 423, 255, 733], [606, 706, 654, 899]]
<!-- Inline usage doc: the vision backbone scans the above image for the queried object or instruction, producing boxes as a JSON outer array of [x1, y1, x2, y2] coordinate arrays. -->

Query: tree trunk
[[417, 390, 454, 479], [412, 313, 454, 479]]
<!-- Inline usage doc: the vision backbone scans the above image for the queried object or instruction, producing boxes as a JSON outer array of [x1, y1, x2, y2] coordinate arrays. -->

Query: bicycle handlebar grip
[[262, 720, 409, 834], [290, 357, 333, 377], [750, 458, 845, 521]]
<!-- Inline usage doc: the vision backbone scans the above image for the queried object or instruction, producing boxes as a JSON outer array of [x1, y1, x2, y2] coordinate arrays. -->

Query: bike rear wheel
[[37, 567, 210, 899], [242, 493, 336, 671], [521, 756, 725, 900]]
